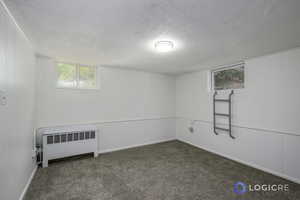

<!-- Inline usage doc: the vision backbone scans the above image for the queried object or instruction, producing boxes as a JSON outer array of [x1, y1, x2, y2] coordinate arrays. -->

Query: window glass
[[79, 66, 97, 89], [56, 62, 98, 89], [213, 65, 244, 90], [57, 63, 77, 88]]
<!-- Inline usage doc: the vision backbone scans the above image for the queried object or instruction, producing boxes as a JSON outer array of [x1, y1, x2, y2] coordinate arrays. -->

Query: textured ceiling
[[4, 0, 300, 74]]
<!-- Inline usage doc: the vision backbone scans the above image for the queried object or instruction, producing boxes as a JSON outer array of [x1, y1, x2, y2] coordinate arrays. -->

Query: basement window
[[57, 63, 98, 89], [211, 63, 244, 90]]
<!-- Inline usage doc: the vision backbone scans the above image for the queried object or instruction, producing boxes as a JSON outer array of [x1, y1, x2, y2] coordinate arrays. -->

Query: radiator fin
[[46, 131, 95, 145]]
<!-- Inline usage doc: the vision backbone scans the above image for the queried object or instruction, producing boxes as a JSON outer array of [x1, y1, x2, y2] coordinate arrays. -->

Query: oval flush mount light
[[154, 40, 174, 53]]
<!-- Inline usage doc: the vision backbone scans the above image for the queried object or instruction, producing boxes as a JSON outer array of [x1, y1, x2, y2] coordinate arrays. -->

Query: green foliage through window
[[79, 66, 96, 88], [57, 63, 76, 88], [57, 63, 97, 89], [213, 65, 244, 90]]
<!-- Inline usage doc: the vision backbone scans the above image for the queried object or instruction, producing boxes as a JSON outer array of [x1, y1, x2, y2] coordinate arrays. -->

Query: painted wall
[[97, 118, 175, 153], [36, 57, 176, 152], [0, 2, 36, 200], [176, 48, 300, 183]]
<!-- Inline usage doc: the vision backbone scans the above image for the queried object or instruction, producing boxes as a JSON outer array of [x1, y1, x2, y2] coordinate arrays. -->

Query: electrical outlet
[[188, 127, 194, 133], [0, 90, 7, 106]]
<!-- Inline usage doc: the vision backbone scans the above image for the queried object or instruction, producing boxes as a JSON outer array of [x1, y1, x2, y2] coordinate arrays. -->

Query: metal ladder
[[213, 90, 235, 139]]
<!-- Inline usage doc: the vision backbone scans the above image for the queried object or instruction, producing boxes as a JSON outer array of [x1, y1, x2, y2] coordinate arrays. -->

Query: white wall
[[97, 118, 175, 153], [36, 57, 176, 152], [0, 2, 36, 200], [176, 48, 300, 183]]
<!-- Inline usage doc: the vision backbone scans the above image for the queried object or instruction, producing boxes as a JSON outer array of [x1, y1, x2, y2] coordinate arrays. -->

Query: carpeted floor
[[25, 140, 300, 200]]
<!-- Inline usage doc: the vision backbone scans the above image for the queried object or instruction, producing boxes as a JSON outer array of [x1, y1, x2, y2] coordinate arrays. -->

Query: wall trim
[[99, 138, 176, 154], [38, 117, 176, 129], [177, 117, 300, 137], [178, 139, 300, 184], [19, 166, 37, 200]]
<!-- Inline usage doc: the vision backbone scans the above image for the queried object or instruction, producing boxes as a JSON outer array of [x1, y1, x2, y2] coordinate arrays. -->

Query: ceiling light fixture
[[154, 40, 174, 53]]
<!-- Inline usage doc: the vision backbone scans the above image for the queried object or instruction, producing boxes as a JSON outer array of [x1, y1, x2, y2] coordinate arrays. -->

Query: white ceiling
[[4, 0, 300, 74]]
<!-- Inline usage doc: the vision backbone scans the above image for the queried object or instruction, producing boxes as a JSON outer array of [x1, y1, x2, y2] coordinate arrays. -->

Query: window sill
[[56, 87, 100, 91]]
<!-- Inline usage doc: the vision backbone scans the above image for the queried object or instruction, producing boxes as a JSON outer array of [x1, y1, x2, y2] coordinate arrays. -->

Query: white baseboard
[[178, 139, 300, 185], [19, 166, 37, 200], [99, 138, 176, 154]]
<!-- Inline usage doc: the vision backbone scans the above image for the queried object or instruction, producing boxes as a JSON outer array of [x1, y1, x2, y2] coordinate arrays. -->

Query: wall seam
[[0, 0, 33, 47]]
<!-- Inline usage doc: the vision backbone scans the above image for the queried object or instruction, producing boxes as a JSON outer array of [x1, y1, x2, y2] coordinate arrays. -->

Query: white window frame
[[56, 62, 99, 90], [211, 62, 245, 91]]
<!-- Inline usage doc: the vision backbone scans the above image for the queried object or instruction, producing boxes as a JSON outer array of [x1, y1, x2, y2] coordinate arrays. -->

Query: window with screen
[[212, 64, 244, 90], [57, 63, 98, 89]]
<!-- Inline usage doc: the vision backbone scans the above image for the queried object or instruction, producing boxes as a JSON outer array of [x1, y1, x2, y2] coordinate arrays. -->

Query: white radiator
[[39, 125, 98, 168]]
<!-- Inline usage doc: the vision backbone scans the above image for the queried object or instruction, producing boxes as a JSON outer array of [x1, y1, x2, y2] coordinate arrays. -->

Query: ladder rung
[[215, 127, 229, 132], [214, 99, 229, 102], [215, 113, 229, 117]]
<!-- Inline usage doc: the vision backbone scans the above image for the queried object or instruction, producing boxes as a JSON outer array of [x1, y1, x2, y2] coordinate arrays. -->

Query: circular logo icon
[[234, 182, 247, 194]]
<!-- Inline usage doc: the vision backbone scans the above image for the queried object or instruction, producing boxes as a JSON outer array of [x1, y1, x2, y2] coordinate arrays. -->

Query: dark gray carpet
[[25, 140, 300, 200]]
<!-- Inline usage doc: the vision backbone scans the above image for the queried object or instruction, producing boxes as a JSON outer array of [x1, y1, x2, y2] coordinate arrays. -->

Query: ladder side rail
[[228, 90, 235, 139], [213, 91, 218, 135]]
